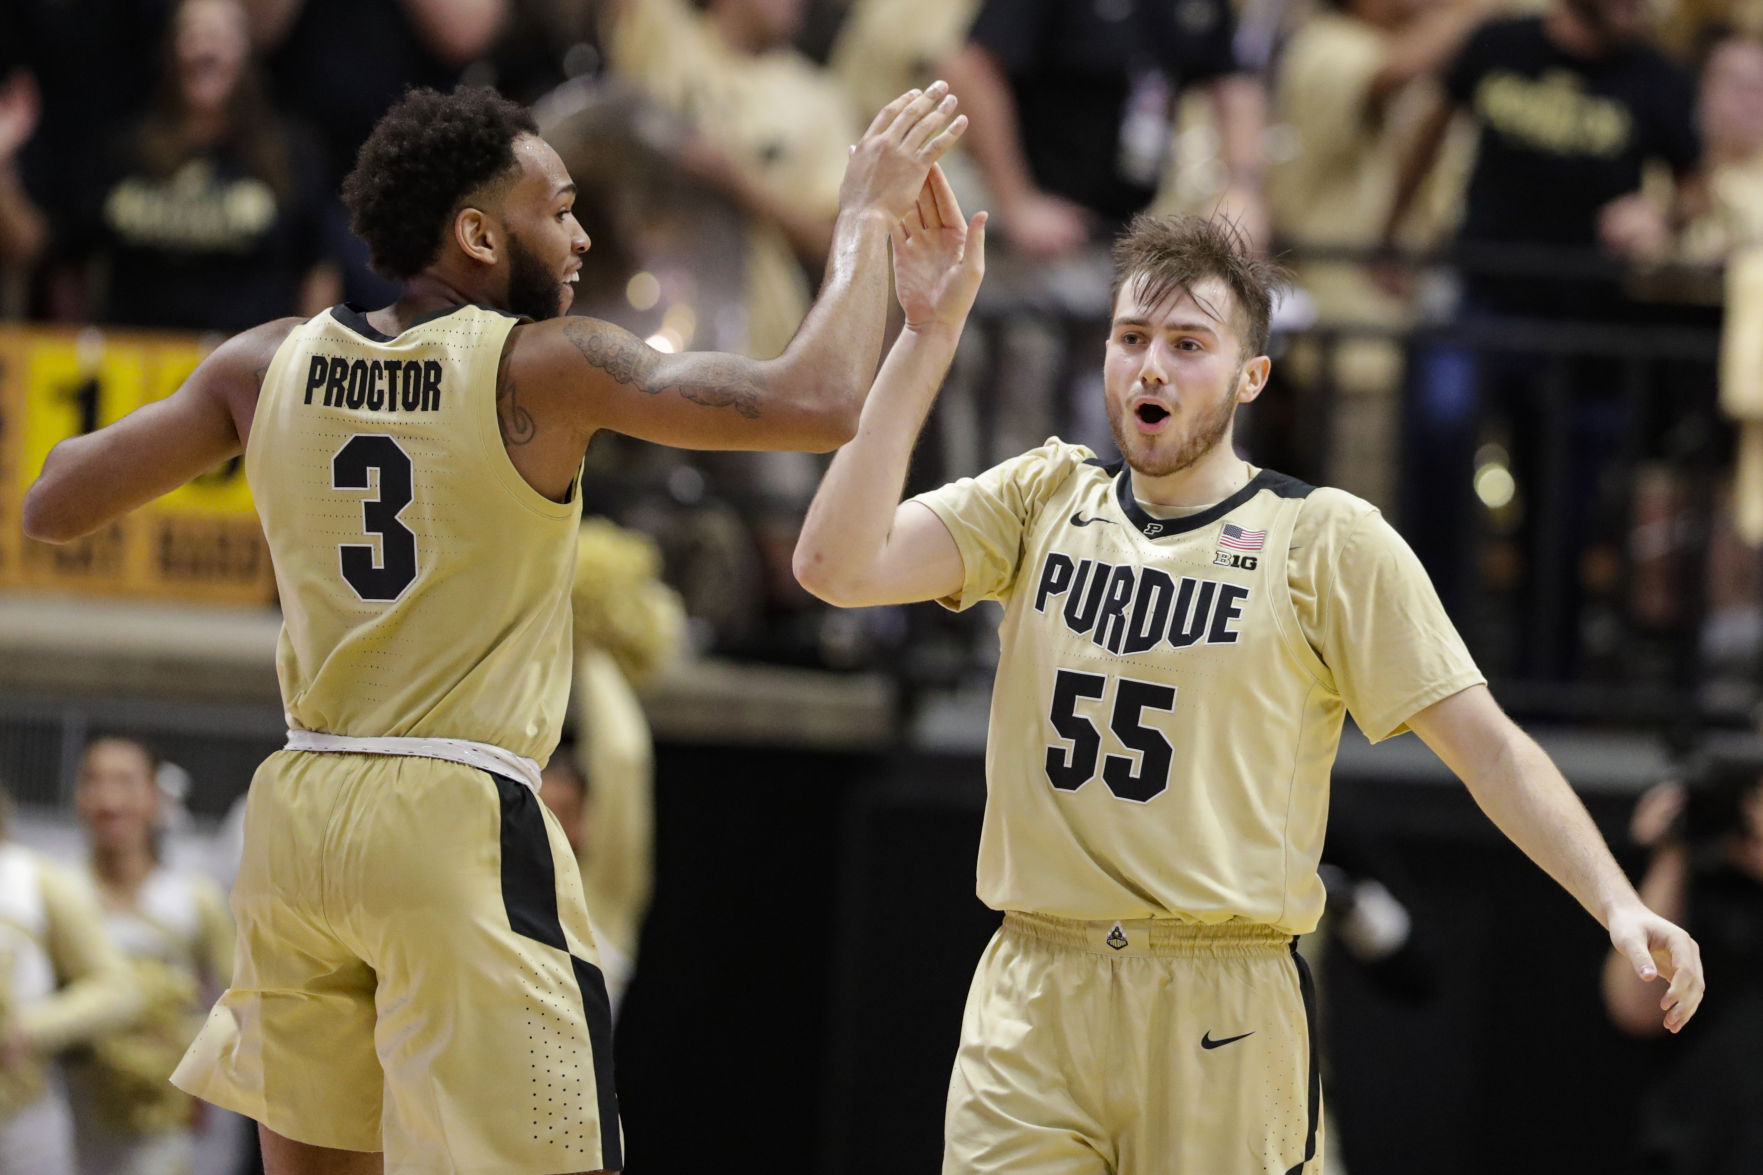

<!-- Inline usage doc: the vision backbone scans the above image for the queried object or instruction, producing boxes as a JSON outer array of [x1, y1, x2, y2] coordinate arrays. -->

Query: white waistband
[[283, 731, 543, 792]]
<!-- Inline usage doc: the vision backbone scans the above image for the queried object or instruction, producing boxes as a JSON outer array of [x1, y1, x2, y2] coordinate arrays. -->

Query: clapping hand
[[891, 164, 986, 333]]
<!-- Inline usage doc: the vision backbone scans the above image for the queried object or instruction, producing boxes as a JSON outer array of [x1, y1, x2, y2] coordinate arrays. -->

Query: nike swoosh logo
[[1200, 1031, 1254, 1050], [1070, 513, 1115, 527]]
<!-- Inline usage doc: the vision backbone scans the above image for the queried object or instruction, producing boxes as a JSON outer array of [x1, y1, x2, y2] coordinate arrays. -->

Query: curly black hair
[[342, 86, 539, 280]]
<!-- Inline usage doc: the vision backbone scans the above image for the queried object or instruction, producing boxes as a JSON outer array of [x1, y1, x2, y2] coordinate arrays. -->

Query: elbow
[[792, 544, 857, 608], [801, 402, 860, 454]]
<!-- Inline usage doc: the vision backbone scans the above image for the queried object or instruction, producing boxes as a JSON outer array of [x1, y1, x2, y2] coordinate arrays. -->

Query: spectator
[[64, 0, 338, 332], [248, 0, 510, 303], [1387, 0, 1701, 314], [1681, 32, 1763, 263], [1268, 0, 1488, 507], [942, 0, 1267, 259], [1603, 751, 1763, 1174], [0, 787, 139, 1175], [605, 0, 860, 360], [1384, 0, 1701, 663], [66, 737, 233, 1175]]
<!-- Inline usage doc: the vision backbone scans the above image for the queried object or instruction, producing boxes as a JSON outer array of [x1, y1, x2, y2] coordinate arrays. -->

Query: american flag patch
[[1218, 523, 1266, 552]]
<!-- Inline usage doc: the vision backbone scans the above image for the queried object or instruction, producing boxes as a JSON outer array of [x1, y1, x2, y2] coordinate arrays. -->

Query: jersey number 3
[[1045, 669, 1176, 802], [332, 434, 418, 601]]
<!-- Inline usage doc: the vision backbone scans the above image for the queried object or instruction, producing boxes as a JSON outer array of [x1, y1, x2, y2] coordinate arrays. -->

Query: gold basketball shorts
[[944, 912, 1321, 1175], [172, 749, 620, 1174]]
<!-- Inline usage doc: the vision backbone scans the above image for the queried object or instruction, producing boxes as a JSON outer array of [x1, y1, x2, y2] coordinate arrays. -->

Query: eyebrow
[[1112, 316, 1218, 334], [554, 182, 578, 200]]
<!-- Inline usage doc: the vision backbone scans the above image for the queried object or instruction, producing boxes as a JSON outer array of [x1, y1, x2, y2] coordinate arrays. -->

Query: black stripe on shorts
[[493, 771, 623, 1172], [1285, 941, 1322, 1175]]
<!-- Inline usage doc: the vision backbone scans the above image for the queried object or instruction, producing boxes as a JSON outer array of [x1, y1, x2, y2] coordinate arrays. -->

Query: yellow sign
[[0, 326, 275, 604]]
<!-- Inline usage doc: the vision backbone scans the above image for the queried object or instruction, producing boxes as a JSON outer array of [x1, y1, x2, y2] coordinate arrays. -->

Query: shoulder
[[1289, 483, 1384, 556], [211, 315, 306, 391], [1001, 436, 1102, 496], [508, 315, 658, 391]]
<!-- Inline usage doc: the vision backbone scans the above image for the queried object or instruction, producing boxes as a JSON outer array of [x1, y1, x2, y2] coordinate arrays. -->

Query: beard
[[1107, 376, 1242, 479], [506, 231, 563, 322]]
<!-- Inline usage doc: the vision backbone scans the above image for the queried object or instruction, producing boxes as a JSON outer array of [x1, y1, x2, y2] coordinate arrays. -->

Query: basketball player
[[793, 176, 1705, 1173], [22, 81, 966, 1175], [71, 735, 233, 1175]]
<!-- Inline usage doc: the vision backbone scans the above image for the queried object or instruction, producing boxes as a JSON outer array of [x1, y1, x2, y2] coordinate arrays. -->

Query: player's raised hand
[[1608, 903, 1704, 1033], [840, 81, 969, 224], [892, 164, 985, 332]]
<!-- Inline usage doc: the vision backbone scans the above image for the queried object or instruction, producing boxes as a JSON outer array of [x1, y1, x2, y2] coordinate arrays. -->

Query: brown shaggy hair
[[1109, 214, 1288, 360]]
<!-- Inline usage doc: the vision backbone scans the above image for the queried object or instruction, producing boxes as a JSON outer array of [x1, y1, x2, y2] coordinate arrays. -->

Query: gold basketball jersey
[[246, 304, 582, 762], [913, 439, 1482, 934]]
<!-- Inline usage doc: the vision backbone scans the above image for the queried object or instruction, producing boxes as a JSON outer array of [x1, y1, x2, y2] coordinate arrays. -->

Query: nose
[[1139, 341, 1169, 387]]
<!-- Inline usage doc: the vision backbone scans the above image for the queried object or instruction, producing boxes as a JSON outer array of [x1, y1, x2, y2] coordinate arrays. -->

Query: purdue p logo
[[1143, 523, 1164, 536], [1106, 922, 1129, 951]]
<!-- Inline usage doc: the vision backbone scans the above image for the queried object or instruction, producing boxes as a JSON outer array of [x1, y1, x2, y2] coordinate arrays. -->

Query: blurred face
[[1103, 275, 1266, 479], [76, 740, 160, 856], [495, 135, 590, 320], [176, 0, 250, 113], [539, 766, 587, 857], [1702, 39, 1763, 157]]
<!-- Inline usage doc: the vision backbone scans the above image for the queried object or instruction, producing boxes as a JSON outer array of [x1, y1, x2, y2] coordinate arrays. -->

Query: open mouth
[[1136, 402, 1170, 425]]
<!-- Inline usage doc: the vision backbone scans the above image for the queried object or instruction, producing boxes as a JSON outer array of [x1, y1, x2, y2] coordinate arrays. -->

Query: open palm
[[892, 164, 986, 332]]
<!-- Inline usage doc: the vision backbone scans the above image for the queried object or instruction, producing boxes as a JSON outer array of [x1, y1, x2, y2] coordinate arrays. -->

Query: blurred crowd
[[2, 0, 1761, 689]]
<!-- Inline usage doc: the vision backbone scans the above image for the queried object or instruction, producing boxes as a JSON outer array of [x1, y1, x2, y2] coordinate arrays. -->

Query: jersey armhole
[[476, 317, 579, 522]]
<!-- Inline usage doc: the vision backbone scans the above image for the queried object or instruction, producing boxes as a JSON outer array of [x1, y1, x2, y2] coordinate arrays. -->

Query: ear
[[453, 206, 500, 266], [1236, 355, 1272, 404]]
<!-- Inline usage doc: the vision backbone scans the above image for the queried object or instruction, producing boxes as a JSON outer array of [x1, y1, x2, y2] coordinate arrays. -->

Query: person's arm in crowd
[[1380, 96, 1456, 245], [1408, 688, 1704, 1033], [1208, 74, 1269, 248], [10, 861, 141, 1055], [0, 71, 46, 268], [1367, 0, 1490, 112], [22, 318, 293, 542], [507, 86, 967, 454], [1601, 784, 1688, 1036], [794, 165, 983, 607], [399, 0, 509, 68], [940, 41, 1088, 259]]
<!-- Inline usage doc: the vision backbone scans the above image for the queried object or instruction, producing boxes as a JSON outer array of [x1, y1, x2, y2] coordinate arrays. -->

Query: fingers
[[1659, 932, 1704, 1033], [863, 86, 923, 139], [883, 80, 950, 144], [1613, 927, 1658, 983], [928, 164, 962, 232], [903, 92, 960, 154], [917, 113, 969, 167], [965, 211, 987, 270]]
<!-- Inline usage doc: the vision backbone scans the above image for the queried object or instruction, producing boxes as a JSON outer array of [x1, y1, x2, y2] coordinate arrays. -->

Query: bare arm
[[1208, 74, 1268, 247], [0, 72, 46, 267], [398, 0, 508, 67], [941, 43, 1036, 211], [795, 167, 981, 608], [1409, 685, 1704, 1032], [510, 86, 968, 459], [1381, 95, 1455, 243], [1368, 1, 1489, 112], [21, 319, 293, 543]]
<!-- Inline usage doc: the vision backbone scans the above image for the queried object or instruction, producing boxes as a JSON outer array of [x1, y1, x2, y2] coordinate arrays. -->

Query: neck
[[92, 844, 154, 893], [1128, 435, 1252, 509], [378, 271, 486, 331]]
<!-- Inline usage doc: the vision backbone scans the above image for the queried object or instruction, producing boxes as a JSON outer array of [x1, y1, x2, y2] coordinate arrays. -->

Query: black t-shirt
[[1445, 17, 1698, 252], [79, 123, 330, 333], [970, 0, 1239, 226]]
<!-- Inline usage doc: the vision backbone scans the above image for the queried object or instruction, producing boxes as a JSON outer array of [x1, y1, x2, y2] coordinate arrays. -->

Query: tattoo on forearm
[[496, 343, 536, 446], [563, 318, 765, 419]]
